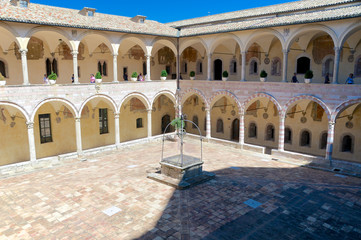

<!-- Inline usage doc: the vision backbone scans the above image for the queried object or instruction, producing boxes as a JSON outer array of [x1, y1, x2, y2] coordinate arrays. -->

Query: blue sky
[[30, 0, 293, 23]]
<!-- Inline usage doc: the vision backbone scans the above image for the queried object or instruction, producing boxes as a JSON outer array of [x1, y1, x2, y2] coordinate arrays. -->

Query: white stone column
[[113, 54, 118, 83], [206, 108, 211, 139], [332, 47, 341, 84], [282, 49, 289, 82], [239, 113, 245, 145], [207, 53, 212, 81], [75, 117, 83, 155], [26, 121, 36, 161], [241, 51, 246, 81], [20, 49, 29, 85], [147, 109, 152, 138], [146, 54, 151, 81], [114, 113, 120, 146], [278, 114, 286, 151], [71, 51, 79, 84], [325, 121, 335, 164]]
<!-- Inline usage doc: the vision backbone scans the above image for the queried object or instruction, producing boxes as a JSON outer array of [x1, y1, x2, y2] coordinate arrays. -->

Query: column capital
[[241, 51, 247, 55], [145, 54, 151, 58], [334, 47, 341, 53], [114, 113, 120, 118], [205, 108, 211, 113], [75, 117, 81, 122], [113, 53, 118, 57], [208, 53, 213, 58], [71, 51, 79, 56], [26, 121, 34, 129], [282, 49, 289, 54], [20, 49, 28, 55], [328, 121, 335, 126], [147, 108, 153, 113]]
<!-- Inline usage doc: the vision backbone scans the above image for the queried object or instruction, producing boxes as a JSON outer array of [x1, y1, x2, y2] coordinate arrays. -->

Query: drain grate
[[102, 206, 122, 216]]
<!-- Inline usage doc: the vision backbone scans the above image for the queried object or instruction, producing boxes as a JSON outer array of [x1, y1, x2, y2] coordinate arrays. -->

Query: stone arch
[[80, 94, 117, 116], [31, 98, 78, 121], [244, 29, 285, 52], [180, 88, 209, 109], [118, 35, 148, 54], [283, 95, 331, 121], [209, 90, 242, 113], [118, 92, 151, 111], [151, 90, 176, 106], [77, 30, 114, 54], [150, 37, 177, 56], [0, 101, 30, 122], [338, 21, 361, 48], [0, 22, 21, 49], [242, 92, 282, 116], [332, 98, 361, 122], [209, 33, 243, 54], [179, 37, 209, 55]]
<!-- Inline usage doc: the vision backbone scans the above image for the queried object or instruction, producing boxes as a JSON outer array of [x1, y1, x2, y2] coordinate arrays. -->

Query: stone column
[[332, 47, 341, 84], [282, 49, 289, 82], [147, 109, 152, 138], [325, 121, 335, 165], [75, 117, 83, 155], [205, 108, 211, 139], [207, 53, 212, 81], [71, 51, 79, 84], [26, 121, 36, 161], [278, 114, 286, 151], [20, 49, 29, 85], [241, 51, 246, 81], [239, 113, 245, 145], [146, 54, 151, 81], [114, 113, 120, 146], [113, 54, 118, 83]]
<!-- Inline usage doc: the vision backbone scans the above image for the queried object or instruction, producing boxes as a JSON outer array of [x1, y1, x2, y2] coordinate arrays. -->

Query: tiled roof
[[180, 5, 361, 36], [0, 0, 178, 37], [167, 0, 360, 28]]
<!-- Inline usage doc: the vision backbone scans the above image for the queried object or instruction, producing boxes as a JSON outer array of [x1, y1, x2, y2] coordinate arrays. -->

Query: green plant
[[0, 73, 4, 81], [189, 71, 195, 77], [305, 70, 313, 79], [222, 71, 228, 78], [131, 72, 138, 78], [161, 70, 168, 77], [48, 72, 57, 80], [95, 72, 102, 79], [260, 70, 268, 78], [171, 117, 185, 130]]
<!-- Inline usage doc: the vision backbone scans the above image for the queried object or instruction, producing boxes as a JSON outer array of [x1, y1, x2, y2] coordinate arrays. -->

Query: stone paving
[[0, 139, 361, 240]]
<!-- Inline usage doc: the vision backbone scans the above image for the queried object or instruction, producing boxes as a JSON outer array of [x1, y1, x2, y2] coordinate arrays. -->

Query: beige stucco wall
[[151, 95, 175, 136], [182, 95, 206, 136]]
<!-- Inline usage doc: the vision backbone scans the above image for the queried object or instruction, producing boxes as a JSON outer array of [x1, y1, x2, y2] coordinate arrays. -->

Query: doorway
[[214, 59, 222, 80], [231, 118, 239, 141]]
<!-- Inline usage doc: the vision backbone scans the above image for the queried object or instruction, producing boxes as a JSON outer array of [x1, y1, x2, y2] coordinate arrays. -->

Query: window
[[355, 56, 361, 77], [204, 117, 207, 131], [249, 59, 258, 75], [271, 57, 281, 76], [88, 11, 94, 17], [216, 119, 223, 133], [266, 124, 275, 141], [136, 118, 143, 128], [284, 127, 292, 144], [19, 0, 28, 7], [45, 58, 58, 76], [296, 57, 310, 74], [320, 132, 328, 149], [99, 108, 108, 134], [230, 59, 237, 74], [322, 57, 334, 77], [184, 62, 188, 73], [341, 135, 353, 153], [39, 114, 52, 144], [196, 60, 203, 74], [192, 115, 198, 129], [249, 122, 257, 138], [0, 60, 6, 78], [98, 61, 107, 76], [300, 130, 311, 147]]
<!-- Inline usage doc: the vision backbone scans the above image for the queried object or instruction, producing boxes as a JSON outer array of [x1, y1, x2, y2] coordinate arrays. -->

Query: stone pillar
[[26, 121, 36, 161], [20, 49, 29, 85], [241, 51, 246, 81], [113, 54, 118, 83], [207, 53, 212, 81], [146, 54, 151, 81], [75, 117, 83, 155], [71, 51, 79, 84], [147, 109, 152, 138], [205, 108, 211, 139], [282, 49, 289, 82], [239, 113, 245, 145], [325, 121, 335, 165], [278, 114, 286, 151], [332, 47, 341, 84], [114, 113, 120, 146]]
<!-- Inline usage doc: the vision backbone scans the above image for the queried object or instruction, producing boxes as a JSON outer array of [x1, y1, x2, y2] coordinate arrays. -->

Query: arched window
[[161, 114, 171, 133], [320, 132, 328, 149], [355, 56, 361, 77], [265, 124, 275, 141], [52, 59, 58, 75], [192, 115, 198, 129], [271, 57, 281, 76], [216, 119, 223, 133], [341, 135, 353, 153], [204, 117, 206, 131], [46, 58, 52, 76], [182, 62, 188, 74], [230, 59, 237, 74], [300, 130, 311, 147], [296, 57, 310, 74], [196, 60, 203, 74], [322, 56, 334, 77], [250, 59, 258, 75], [142, 62, 146, 76], [248, 122, 257, 138], [0, 60, 7, 78], [98, 61, 102, 75], [97, 61, 108, 76], [284, 127, 292, 144]]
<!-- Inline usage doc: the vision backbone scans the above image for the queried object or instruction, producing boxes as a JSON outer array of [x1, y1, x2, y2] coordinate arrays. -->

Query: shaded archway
[[231, 118, 239, 141], [151, 94, 176, 136], [182, 94, 207, 136]]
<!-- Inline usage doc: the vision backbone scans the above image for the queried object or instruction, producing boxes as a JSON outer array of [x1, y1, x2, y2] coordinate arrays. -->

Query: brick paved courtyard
[[1, 139, 361, 240]]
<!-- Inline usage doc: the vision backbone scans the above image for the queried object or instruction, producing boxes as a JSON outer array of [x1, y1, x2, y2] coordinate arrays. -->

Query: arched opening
[[320, 132, 328, 149], [341, 135, 353, 153], [161, 114, 171, 133], [284, 127, 292, 144], [300, 130, 311, 147], [151, 94, 175, 136], [249, 122, 257, 138], [214, 59, 222, 80], [265, 124, 275, 141], [216, 119, 224, 133], [192, 115, 199, 128], [296, 57, 310, 74], [182, 94, 206, 136], [0, 60, 7, 77], [231, 118, 239, 141]]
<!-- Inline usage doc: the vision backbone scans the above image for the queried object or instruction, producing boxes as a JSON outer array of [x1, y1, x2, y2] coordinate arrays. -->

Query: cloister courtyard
[[0, 139, 360, 240]]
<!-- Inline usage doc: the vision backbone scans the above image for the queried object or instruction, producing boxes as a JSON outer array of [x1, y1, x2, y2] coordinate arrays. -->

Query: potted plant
[[48, 72, 57, 85], [260, 70, 268, 82], [222, 71, 228, 81], [0, 72, 6, 86], [304, 70, 313, 83], [189, 71, 195, 80], [131, 72, 138, 81], [160, 70, 168, 81], [95, 72, 102, 83]]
